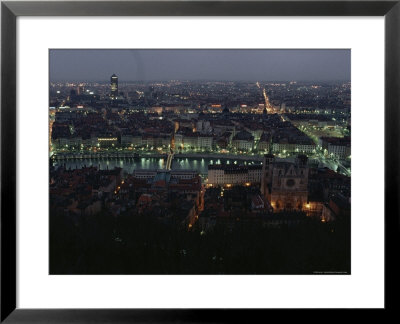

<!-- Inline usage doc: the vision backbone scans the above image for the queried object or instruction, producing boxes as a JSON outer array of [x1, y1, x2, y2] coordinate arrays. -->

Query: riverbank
[[51, 155, 264, 176], [51, 151, 264, 161], [50, 151, 345, 175]]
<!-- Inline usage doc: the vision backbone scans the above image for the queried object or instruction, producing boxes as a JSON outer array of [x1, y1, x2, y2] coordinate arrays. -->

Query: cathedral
[[261, 154, 309, 212]]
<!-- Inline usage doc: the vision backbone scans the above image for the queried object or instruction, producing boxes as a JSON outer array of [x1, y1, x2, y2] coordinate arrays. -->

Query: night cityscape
[[49, 50, 351, 274]]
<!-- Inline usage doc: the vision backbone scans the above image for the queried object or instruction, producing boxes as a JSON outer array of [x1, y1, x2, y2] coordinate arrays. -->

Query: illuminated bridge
[[166, 134, 175, 170], [166, 151, 174, 170]]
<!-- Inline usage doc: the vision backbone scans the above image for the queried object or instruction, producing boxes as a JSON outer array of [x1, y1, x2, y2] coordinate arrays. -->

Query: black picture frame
[[1, 0, 398, 322]]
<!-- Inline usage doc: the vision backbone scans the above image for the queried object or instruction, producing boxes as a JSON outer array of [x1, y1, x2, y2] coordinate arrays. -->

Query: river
[[52, 156, 262, 176]]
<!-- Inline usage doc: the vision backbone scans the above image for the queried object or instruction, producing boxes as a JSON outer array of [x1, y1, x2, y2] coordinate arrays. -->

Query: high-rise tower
[[110, 74, 118, 99]]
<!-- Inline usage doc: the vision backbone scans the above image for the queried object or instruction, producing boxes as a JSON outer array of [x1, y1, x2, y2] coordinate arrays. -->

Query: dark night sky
[[50, 49, 350, 82]]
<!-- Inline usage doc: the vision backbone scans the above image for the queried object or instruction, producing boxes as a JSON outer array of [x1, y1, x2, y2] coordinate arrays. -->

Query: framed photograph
[[1, 0, 398, 321]]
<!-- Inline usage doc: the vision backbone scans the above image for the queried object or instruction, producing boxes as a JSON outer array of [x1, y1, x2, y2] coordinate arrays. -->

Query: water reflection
[[53, 157, 261, 175]]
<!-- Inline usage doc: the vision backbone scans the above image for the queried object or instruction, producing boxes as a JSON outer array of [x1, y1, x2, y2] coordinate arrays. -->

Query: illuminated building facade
[[261, 154, 309, 212], [207, 164, 262, 186], [110, 74, 118, 99], [97, 136, 118, 147]]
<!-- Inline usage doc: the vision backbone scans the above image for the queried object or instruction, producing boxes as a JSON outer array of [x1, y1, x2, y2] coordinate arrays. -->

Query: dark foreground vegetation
[[50, 209, 350, 275]]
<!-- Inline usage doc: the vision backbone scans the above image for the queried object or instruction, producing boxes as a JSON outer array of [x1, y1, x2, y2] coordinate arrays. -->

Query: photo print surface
[[49, 49, 351, 275]]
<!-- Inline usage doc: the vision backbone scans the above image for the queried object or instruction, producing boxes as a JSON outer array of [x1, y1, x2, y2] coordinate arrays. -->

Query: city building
[[132, 169, 199, 180], [261, 154, 309, 212], [257, 132, 271, 152], [176, 132, 213, 151], [96, 135, 119, 147], [110, 74, 118, 99], [207, 164, 262, 186], [319, 137, 351, 159], [271, 140, 316, 154], [231, 130, 254, 151]]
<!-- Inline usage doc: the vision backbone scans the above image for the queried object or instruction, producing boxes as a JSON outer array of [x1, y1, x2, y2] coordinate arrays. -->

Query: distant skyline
[[50, 49, 351, 82]]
